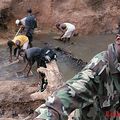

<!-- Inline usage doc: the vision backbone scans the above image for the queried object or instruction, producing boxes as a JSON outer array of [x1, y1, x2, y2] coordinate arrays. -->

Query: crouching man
[[56, 22, 76, 42]]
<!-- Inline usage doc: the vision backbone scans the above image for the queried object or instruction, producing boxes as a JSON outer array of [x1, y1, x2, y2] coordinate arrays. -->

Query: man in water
[[56, 22, 76, 42]]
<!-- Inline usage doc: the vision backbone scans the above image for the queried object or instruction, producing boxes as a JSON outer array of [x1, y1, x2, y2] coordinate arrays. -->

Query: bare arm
[[9, 46, 13, 62]]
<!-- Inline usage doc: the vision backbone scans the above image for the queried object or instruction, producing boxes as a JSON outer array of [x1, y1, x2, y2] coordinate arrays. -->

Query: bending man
[[56, 22, 76, 42], [20, 47, 57, 91], [7, 34, 29, 62]]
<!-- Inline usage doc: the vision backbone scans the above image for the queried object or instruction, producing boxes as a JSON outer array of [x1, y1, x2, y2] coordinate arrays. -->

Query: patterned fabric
[[35, 43, 120, 120]]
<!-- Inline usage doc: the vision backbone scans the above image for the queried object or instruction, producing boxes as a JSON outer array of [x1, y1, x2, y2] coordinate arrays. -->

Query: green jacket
[[35, 43, 120, 120]]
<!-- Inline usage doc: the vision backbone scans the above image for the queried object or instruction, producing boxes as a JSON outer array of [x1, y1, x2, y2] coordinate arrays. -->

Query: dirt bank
[[0, 0, 120, 34]]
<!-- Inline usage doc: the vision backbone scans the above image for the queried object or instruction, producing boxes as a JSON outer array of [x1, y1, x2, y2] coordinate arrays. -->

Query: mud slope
[[0, 0, 120, 34]]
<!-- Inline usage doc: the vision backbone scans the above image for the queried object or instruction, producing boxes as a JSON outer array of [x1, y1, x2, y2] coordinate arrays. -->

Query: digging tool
[[15, 27, 22, 37]]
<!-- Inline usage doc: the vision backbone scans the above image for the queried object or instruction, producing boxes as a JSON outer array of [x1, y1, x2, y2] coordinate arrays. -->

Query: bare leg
[[23, 62, 29, 72], [26, 65, 32, 77]]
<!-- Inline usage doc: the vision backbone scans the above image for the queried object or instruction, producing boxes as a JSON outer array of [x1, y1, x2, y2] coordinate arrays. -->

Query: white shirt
[[62, 23, 75, 31], [20, 17, 26, 26]]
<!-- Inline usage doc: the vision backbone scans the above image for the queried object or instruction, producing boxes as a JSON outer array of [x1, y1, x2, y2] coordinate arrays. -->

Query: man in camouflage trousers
[[33, 34, 120, 120]]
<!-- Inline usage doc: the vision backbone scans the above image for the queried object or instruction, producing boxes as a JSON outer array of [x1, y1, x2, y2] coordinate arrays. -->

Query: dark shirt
[[25, 47, 57, 66], [25, 15, 37, 30], [25, 47, 41, 60]]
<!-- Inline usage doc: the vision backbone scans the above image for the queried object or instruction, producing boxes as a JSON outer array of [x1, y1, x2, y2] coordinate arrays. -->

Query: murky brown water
[[33, 33, 114, 78], [34, 33, 114, 61], [0, 33, 115, 82]]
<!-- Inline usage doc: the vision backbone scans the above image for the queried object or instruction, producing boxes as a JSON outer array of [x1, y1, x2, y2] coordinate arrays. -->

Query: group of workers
[[6, 8, 120, 120], [7, 9, 77, 91], [7, 9, 57, 92]]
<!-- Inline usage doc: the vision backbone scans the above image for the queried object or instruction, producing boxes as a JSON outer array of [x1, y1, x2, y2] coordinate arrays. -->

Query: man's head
[[115, 34, 120, 60], [27, 8, 32, 14], [56, 23, 61, 29], [61, 24, 66, 30], [7, 40, 14, 48], [15, 19, 21, 26], [19, 49, 25, 57], [115, 34, 120, 45]]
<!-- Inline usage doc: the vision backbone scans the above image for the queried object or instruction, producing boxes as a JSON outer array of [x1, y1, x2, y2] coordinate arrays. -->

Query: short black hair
[[7, 40, 14, 48], [27, 8, 32, 13], [56, 23, 60, 27]]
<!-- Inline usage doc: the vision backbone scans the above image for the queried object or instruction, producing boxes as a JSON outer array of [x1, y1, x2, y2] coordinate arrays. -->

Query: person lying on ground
[[20, 47, 57, 91], [7, 34, 29, 62], [32, 34, 120, 120], [56, 22, 76, 42], [15, 8, 37, 47]]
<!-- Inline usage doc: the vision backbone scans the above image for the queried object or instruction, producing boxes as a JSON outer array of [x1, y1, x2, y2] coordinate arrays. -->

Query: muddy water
[[33, 33, 114, 79], [34, 33, 115, 61], [0, 33, 115, 82]]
